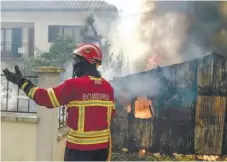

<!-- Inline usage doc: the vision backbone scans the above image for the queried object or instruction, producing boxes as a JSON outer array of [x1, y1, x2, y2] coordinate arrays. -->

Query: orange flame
[[139, 149, 146, 156], [146, 46, 166, 70], [126, 96, 154, 119], [135, 96, 153, 119]]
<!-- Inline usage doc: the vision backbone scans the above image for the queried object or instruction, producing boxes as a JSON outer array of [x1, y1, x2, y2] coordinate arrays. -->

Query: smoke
[[105, 0, 221, 78], [61, 60, 73, 81], [106, 0, 147, 75], [100, 0, 224, 104]]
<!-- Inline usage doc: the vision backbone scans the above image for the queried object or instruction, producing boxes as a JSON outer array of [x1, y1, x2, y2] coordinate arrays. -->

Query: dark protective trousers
[[64, 147, 108, 161]]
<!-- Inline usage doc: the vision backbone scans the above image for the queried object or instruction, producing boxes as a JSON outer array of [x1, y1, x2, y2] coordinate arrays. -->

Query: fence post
[[33, 66, 65, 161]]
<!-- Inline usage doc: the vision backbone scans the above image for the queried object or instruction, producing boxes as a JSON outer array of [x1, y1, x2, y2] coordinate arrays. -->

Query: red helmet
[[72, 43, 102, 65]]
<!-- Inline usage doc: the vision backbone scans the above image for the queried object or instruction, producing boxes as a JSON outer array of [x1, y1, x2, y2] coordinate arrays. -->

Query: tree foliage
[[23, 35, 75, 75]]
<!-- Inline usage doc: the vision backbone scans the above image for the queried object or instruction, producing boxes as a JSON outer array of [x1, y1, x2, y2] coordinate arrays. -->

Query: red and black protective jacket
[[19, 76, 116, 151]]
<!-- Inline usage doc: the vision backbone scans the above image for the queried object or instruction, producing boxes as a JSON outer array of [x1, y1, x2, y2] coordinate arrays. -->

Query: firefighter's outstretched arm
[[3, 65, 72, 108], [19, 78, 72, 108]]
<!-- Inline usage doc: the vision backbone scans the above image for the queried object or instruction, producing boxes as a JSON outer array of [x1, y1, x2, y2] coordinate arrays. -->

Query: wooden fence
[[110, 53, 227, 155]]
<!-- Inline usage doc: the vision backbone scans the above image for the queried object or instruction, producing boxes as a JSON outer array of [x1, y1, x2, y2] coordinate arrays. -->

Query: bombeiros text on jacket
[[82, 93, 110, 100]]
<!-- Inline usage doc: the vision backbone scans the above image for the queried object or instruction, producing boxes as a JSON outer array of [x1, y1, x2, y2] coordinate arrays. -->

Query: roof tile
[[1, 0, 117, 11]]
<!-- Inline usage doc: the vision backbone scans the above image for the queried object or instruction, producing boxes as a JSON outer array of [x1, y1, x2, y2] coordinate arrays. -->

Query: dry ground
[[112, 152, 227, 161]]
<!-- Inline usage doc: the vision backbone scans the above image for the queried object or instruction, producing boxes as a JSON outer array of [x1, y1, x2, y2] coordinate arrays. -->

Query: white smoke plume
[[105, 0, 209, 78], [106, 0, 147, 75]]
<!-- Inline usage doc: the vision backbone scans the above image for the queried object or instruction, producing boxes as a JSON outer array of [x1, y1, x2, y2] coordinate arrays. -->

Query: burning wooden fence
[[110, 52, 227, 155]]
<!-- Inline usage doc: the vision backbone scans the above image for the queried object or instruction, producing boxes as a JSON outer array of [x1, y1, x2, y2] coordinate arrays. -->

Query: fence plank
[[195, 54, 227, 155], [223, 121, 227, 155], [152, 60, 197, 154], [111, 118, 128, 150], [195, 96, 226, 155], [154, 119, 193, 154], [110, 53, 227, 155], [132, 119, 154, 149]]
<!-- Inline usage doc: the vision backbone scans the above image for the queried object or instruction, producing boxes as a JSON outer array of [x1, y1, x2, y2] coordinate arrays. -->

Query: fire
[[139, 149, 146, 156], [117, 89, 132, 112], [118, 90, 154, 119], [134, 96, 153, 119], [146, 46, 166, 70], [124, 96, 154, 119], [125, 104, 131, 113]]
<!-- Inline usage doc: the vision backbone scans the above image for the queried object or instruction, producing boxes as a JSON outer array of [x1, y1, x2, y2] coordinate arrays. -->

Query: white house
[[1, 0, 118, 59], [0, 0, 118, 112]]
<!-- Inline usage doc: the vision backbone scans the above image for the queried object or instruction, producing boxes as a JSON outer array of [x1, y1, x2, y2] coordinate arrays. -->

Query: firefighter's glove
[[2, 65, 23, 85], [2, 65, 36, 94]]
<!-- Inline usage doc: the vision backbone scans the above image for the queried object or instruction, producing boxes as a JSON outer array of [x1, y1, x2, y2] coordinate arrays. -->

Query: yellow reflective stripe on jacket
[[107, 106, 113, 161], [67, 100, 114, 146], [47, 88, 60, 107], [67, 100, 114, 107], [78, 106, 85, 132], [107, 106, 112, 126], [69, 129, 110, 137], [21, 82, 28, 90], [68, 135, 109, 144], [89, 76, 103, 81], [27, 87, 38, 99]]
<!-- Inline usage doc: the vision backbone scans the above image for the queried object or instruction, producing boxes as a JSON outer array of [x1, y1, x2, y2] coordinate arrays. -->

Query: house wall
[[54, 136, 67, 161], [54, 129, 68, 161], [1, 112, 69, 161], [1, 58, 25, 70], [1, 113, 38, 161], [1, 11, 117, 53]]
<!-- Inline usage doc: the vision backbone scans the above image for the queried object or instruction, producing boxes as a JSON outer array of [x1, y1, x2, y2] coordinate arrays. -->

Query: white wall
[[1, 113, 38, 161], [2, 11, 117, 53], [54, 135, 68, 161], [1, 113, 69, 161]]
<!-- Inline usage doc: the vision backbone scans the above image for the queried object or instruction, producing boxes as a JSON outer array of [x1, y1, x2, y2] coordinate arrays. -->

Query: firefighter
[[2, 43, 116, 161]]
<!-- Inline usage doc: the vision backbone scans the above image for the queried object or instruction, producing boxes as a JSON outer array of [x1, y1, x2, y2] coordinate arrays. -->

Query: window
[[1, 28, 12, 44], [1, 28, 22, 58], [48, 26, 60, 43], [0, 28, 11, 52], [74, 27, 84, 43], [48, 25, 83, 43], [63, 27, 73, 38]]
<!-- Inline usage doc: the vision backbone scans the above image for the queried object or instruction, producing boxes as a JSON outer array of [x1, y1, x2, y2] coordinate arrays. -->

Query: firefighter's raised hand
[[2, 65, 23, 85]]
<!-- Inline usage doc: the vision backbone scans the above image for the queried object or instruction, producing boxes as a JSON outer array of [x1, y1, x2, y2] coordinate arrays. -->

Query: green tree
[[23, 35, 75, 75]]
